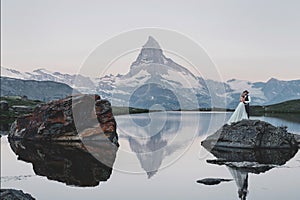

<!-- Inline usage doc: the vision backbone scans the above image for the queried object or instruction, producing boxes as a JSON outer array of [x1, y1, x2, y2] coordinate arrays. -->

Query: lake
[[1, 112, 300, 200]]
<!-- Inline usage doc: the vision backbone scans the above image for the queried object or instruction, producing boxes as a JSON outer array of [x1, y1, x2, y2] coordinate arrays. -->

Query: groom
[[243, 90, 251, 119]]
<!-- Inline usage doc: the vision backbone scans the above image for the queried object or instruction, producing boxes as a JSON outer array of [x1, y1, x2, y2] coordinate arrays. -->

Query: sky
[[1, 0, 300, 82]]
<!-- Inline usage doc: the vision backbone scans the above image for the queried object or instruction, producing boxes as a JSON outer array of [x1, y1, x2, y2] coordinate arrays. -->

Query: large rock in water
[[202, 120, 298, 149], [9, 94, 119, 146]]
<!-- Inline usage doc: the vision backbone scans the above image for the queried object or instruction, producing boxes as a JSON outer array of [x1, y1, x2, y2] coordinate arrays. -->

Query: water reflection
[[204, 146, 298, 200], [118, 112, 197, 177], [128, 134, 167, 178], [8, 139, 118, 187], [126, 112, 183, 178], [253, 113, 300, 124]]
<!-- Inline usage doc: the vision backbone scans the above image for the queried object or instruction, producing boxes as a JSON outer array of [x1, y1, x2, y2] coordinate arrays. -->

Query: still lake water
[[1, 112, 300, 200]]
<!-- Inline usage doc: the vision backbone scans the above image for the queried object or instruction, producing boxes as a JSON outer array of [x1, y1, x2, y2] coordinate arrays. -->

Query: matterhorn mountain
[[100, 36, 210, 110], [1, 36, 300, 108]]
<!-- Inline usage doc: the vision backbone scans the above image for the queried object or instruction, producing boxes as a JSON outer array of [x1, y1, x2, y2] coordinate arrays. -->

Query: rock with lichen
[[9, 94, 119, 146]]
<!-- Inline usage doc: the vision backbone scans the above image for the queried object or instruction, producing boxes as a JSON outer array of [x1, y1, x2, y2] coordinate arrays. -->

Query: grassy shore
[[175, 108, 235, 112], [112, 106, 150, 115], [251, 99, 300, 115], [0, 96, 42, 123]]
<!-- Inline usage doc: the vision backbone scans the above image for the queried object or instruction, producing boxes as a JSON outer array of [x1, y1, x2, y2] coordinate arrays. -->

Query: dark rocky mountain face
[[131, 48, 165, 68], [129, 83, 180, 110]]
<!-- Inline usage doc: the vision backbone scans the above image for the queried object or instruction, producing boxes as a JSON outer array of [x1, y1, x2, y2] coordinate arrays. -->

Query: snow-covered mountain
[[224, 78, 300, 108], [225, 79, 268, 108], [2, 36, 300, 108], [100, 36, 211, 109], [1, 67, 96, 93]]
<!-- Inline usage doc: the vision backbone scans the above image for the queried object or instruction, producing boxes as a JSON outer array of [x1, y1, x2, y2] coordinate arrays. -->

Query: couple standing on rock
[[227, 90, 251, 125]]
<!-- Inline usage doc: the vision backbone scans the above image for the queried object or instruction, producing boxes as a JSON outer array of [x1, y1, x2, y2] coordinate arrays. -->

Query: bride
[[227, 92, 248, 125]]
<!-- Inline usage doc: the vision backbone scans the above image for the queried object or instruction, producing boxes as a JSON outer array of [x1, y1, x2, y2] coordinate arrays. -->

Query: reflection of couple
[[227, 90, 251, 125], [228, 167, 248, 200]]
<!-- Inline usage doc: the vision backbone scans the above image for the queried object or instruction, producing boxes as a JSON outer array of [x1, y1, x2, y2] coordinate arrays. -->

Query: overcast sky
[[1, 0, 300, 81]]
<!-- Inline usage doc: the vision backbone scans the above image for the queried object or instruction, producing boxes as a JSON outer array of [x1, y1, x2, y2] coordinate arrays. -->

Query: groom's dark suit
[[244, 94, 250, 118]]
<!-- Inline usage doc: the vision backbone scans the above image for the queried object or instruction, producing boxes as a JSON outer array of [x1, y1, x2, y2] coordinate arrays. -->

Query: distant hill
[[251, 99, 300, 114], [0, 77, 76, 102]]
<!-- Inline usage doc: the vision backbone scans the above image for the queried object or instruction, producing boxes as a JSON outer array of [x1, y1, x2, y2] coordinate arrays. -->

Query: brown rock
[[9, 94, 119, 146]]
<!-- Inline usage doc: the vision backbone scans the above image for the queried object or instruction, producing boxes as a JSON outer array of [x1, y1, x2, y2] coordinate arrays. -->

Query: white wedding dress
[[227, 102, 248, 125]]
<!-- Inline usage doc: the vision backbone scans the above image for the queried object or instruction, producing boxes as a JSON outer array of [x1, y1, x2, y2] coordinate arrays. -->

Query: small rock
[[0, 100, 9, 111], [0, 189, 35, 200], [196, 178, 232, 185]]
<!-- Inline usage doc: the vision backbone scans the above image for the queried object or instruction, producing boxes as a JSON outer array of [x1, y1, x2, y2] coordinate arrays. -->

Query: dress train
[[227, 102, 248, 125]]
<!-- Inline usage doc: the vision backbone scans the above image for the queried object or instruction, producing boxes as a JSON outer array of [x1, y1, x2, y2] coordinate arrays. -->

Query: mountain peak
[[142, 36, 161, 49], [267, 77, 280, 83], [129, 36, 197, 78], [33, 68, 52, 74]]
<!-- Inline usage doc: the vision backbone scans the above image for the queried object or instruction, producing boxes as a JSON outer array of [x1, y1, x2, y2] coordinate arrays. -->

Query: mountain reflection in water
[[122, 112, 195, 178], [204, 146, 298, 200], [8, 139, 118, 187], [128, 133, 166, 178]]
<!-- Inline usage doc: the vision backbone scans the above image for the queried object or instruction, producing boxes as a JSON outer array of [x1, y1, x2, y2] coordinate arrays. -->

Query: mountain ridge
[[1, 37, 300, 108], [2, 65, 299, 108]]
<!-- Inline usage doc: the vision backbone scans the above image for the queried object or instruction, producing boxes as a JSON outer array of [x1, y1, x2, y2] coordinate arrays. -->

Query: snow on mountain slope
[[106, 36, 210, 109], [1, 67, 96, 93], [1, 67, 30, 79], [3, 63, 300, 108], [226, 79, 267, 106], [226, 79, 252, 92], [161, 69, 201, 88], [262, 78, 300, 105]]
